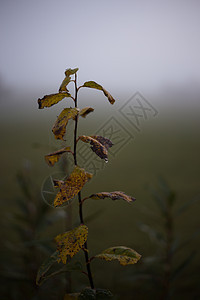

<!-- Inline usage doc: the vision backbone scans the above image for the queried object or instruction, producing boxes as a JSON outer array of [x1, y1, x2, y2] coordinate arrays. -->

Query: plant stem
[[161, 197, 173, 299], [73, 73, 95, 290]]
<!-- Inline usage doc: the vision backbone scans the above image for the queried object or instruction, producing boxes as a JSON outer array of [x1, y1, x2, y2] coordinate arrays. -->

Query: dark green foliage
[[125, 178, 200, 300]]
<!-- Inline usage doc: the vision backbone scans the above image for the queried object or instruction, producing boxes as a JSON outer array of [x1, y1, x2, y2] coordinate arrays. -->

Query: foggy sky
[[0, 0, 200, 97]]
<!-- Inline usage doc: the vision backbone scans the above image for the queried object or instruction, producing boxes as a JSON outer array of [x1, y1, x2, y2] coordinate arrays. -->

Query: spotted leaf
[[79, 107, 94, 118], [53, 166, 93, 207], [59, 68, 79, 92], [55, 225, 88, 264], [38, 92, 71, 109], [52, 107, 79, 140], [78, 135, 113, 161], [90, 135, 113, 150], [45, 147, 71, 167], [83, 81, 115, 104], [88, 191, 136, 203], [95, 246, 141, 266]]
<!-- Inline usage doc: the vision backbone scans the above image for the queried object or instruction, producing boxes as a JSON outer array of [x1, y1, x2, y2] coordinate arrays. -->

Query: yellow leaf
[[65, 68, 79, 77], [59, 77, 71, 92], [38, 92, 71, 109], [55, 225, 88, 264], [45, 147, 71, 167], [83, 81, 115, 104], [78, 135, 113, 161], [52, 108, 79, 140], [54, 166, 93, 207], [89, 191, 136, 203], [79, 107, 94, 118], [96, 246, 141, 266], [59, 68, 79, 92]]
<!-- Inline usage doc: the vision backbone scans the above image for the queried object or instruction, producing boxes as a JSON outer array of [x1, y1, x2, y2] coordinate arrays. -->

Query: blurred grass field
[[0, 97, 200, 299]]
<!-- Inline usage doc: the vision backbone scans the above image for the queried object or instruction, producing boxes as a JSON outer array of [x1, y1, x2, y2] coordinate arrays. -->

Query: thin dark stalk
[[161, 200, 173, 300], [73, 73, 95, 290]]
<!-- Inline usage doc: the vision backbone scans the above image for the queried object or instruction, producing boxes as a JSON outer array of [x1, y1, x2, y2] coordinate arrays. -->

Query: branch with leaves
[[36, 68, 141, 298]]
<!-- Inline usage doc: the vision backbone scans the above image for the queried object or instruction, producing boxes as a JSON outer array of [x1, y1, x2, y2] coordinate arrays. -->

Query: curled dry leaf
[[53, 166, 93, 207], [65, 68, 79, 77], [83, 81, 115, 104], [52, 107, 79, 140], [79, 107, 94, 118], [91, 135, 113, 150], [78, 135, 113, 161], [95, 246, 141, 266], [59, 68, 79, 92], [45, 147, 71, 167], [55, 225, 88, 264], [102, 88, 115, 105], [38, 92, 71, 109], [88, 191, 136, 203]]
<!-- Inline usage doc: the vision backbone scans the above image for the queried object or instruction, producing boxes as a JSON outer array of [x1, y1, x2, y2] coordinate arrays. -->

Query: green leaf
[[36, 252, 82, 286], [77, 288, 113, 300], [79, 107, 94, 118], [138, 223, 165, 245], [171, 251, 195, 281], [175, 194, 200, 216], [38, 92, 71, 109], [83, 81, 115, 104], [96, 289, 113, 299], [59, 68, 79, 92], [78, 135, 113, 162], [52, 107, 79, 140], [45, 147, 71, 166], [53, 166, 93, 207], [36, 250, 59, 286], [95, 246, 141, 266], [55, 225, 88, 264], [78, 288, 96, 300], [88, 191, 136, 203]]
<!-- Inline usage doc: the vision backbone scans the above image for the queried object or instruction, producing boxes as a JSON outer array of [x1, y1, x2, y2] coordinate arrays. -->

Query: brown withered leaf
[[55, 224, 88, 264], [45, 147, 71, 167], [78, 135, 113, 161], [38, 92, 71, 109], [79, 107, 94, 118], [52, 108, 79, 140], [88, 191, 136, 203], [53, 166, 93, 207], [83, 81, 115, 104], [102, 88, 115, 104], [95, 246, 141, 266], [90, 135, 113, 150], [59, 68, 79, 92]]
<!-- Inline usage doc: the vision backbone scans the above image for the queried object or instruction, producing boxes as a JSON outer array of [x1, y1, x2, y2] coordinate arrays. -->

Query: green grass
[[0, 106, 200, 299]]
